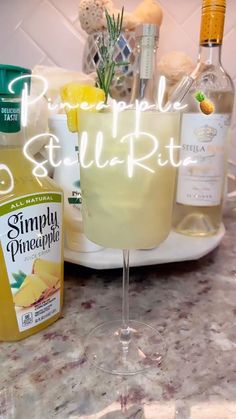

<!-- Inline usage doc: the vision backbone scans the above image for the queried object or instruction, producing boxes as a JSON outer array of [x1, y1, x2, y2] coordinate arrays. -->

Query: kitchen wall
[[1, 0, 236, 158]]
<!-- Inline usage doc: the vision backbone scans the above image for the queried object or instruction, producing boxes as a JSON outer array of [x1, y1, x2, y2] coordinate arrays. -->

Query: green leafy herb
[[96, 7, 128, 103], [11, 271, 27, 289]]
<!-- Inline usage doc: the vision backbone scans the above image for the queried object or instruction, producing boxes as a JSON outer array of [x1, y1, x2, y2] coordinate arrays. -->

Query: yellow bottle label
[[0, 192, 63, 332], [200, 0, 226, 45]]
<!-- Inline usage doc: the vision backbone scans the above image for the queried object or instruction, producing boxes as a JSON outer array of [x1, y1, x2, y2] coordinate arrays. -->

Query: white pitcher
[[49, 114, 102, 253]]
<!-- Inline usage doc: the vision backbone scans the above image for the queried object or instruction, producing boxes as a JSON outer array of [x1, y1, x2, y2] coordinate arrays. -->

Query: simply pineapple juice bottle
[[0, 65, 64, 341]]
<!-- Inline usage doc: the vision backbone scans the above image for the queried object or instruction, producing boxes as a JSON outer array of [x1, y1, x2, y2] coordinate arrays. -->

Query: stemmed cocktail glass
[[79, 108, 180, 375]]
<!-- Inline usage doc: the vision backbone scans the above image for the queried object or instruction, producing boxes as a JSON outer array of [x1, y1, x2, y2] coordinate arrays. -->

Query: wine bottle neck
[[165, 1, 227, 108], [198, 44, 222, 66], [197, 1, 226, 67]]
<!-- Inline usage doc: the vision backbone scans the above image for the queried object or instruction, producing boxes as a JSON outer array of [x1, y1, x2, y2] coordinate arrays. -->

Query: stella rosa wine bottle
[[173, 0, 235, 236]]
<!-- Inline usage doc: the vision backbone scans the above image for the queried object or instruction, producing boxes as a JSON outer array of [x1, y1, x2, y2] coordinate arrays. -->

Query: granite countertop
[[1, 203, 236, 419]]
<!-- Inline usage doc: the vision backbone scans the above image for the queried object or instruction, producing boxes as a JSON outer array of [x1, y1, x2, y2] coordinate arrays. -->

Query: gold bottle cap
[[200, 0, 226, 45], [202, 0, 226, 8]]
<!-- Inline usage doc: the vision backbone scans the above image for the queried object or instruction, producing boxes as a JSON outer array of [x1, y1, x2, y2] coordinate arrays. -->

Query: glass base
[[84, 320, 166, 375]]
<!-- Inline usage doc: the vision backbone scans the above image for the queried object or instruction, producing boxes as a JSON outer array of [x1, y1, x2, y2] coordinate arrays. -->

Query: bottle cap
[[202, 0, 226, 9], [135, 24, 159, 38], [0, 64, 31, 98], [0, 65, 31, 133], [200, 0, 226, 45]]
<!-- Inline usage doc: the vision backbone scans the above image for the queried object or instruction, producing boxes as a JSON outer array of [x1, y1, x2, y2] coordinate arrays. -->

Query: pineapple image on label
[[37, 272, 59, 289], [33, 258, 61, 277], [194, 91, 215, 115], [13, 275, 48, 308], [33, 259, 61, 289], [13, 258, 62, 308]]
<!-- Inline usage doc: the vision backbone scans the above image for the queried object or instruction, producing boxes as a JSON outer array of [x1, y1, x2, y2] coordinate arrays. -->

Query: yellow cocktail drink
[[79, 109, 180, 249]]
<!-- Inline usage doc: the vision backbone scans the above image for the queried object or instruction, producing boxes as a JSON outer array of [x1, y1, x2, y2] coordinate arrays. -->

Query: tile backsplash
[[1, 0, 236, 158]]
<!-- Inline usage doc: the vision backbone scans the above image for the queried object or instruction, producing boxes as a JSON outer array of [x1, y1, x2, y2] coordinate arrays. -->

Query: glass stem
[[120, 250, 131, 350], [122, 250, 130, 329]]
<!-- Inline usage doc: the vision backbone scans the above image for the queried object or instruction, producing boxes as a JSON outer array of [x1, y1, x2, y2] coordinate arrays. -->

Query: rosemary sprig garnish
[[96, 7, 128, 103]]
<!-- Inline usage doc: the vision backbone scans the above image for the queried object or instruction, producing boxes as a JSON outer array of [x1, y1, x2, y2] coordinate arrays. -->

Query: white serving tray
[[64, 224, 225, 270]]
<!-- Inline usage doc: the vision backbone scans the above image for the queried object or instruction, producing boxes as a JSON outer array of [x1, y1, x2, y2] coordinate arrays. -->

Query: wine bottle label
[[176, 113, 230, 206], [0, 192, 63, 332]]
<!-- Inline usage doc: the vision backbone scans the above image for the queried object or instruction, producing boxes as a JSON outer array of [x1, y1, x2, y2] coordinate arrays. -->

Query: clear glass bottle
[[130, 23, 159, 104], [0, 65, 64, 341], [173, 0, 235, 236]]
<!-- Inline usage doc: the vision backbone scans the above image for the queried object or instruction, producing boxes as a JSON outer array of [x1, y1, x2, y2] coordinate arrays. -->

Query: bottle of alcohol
[[173, 0, 235, 236], [130, 23, 159, 104], [111, 23, 179, 250], [0, 65, 64, 341]]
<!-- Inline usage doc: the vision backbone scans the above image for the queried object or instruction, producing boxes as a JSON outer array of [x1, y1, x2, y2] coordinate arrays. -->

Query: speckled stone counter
[[1, 204, 236, 419]]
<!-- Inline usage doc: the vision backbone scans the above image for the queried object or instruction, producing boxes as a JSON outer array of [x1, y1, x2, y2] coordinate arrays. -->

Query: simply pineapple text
[[6, 206, 60, 262]]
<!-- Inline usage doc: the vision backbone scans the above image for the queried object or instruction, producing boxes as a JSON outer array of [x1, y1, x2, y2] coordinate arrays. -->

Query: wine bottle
[[173, 0, 235, 236]]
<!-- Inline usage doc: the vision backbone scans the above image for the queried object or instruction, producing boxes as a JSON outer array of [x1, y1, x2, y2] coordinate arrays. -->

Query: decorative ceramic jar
[[82, 31, 136, 101]]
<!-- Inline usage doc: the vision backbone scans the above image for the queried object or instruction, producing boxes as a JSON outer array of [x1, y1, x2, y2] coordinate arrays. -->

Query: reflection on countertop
[[1, 203, 236, 418]]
